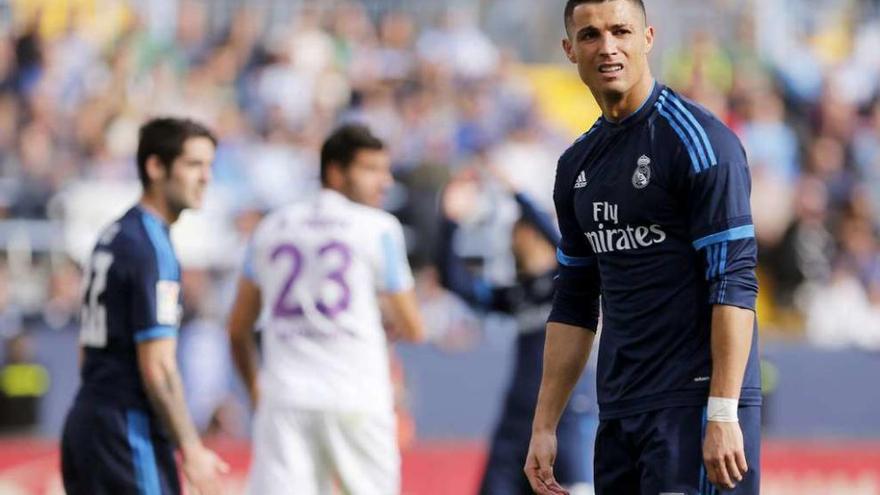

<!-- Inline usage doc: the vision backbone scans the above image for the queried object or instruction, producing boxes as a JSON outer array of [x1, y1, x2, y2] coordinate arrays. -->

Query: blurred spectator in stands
[[772, 29, 824, 108], [377, 11, 417, 83], [174, 1, 212, 68], [806, 135, 854, 211], [0, 333, 49, 434], [742, 89, 799, 248], [741, 90, 800, 182], [662, 30, 733, 97], [815, 80, 859, 143], [0, 262, 24, 339], [804, 262, 878, 350], [803, 206, 880, 347], [836, 214, 880, 290], [766, 177, 835, 311], [416, 8, 499, 82], [0, 92, 17, 215], [331, 1, 379, 87], [0, 36, 14, 93], [12, 16, 43, 96], [853, 101, 880, 225], [9, 123, 57, 219], [35, 258, 81, 333], [489, 111, 558, 211]]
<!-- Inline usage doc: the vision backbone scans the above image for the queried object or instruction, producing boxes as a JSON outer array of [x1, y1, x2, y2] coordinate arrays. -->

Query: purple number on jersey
[[271, 243, 305, 318], [315, 241, 352, 318], [269, 241, 353, 321]]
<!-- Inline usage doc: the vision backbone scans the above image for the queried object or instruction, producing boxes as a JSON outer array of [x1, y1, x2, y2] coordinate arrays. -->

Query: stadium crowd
[[0, 0, 879, 436]]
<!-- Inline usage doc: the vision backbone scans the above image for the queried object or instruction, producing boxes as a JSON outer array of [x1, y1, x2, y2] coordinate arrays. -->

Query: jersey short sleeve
[[129, 216, 182, 342], [241, 239, 258, 283], [684, 124, 758, 310], [375, 218, 414, 294], [548, 156, 601, 331]]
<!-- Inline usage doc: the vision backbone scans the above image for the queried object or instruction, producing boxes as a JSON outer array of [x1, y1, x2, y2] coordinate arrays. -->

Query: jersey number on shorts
[[80, 251, 113, 347], [271, 241, 352, 320]]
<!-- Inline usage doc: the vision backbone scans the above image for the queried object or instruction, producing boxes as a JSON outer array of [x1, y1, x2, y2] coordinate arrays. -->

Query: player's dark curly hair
[[136, 117, 216, 189], [320, 123, 385, 185], [564, 0, 647, 35]]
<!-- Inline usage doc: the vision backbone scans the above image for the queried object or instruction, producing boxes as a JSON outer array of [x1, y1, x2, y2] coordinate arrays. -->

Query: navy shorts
[[594, 405, 761, 495], [479, 407, 597, 495], [61, 400, 180, 495]]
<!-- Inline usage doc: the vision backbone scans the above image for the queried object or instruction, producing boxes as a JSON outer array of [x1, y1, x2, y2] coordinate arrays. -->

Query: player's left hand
[[703, 420, 748, 491], [524, 430, 569, 495]]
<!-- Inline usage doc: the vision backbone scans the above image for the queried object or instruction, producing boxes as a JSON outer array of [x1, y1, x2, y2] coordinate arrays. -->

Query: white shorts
[[245, 405, 400, 495]]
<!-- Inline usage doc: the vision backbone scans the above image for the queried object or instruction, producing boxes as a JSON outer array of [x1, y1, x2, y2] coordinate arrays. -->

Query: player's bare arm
[[525, 322, 595, 495], [379, 289, 426, 343], [137, 338, 229, 494], [704, 305, 755, 490], [228, 276, 263, 407]]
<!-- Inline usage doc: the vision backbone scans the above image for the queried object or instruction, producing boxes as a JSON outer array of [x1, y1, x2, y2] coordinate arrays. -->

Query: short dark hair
[[564, 0, 647, 35], [136, 117, 217, 189], [320, 123, 385, 185]]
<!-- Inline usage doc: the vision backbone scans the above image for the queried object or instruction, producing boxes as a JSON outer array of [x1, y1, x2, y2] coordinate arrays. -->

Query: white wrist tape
[[707, 397, 739, 422]]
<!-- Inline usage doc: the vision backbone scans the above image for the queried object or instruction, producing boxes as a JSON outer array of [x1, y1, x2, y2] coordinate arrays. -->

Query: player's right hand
[[524, 430, 569, 495], [703, 420, 748, 491], [182, 444, 230, 495]]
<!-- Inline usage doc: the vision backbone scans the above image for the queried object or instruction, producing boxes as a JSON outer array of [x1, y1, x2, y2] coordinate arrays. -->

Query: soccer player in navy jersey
[[524, 1, 761, 494], [61, 118, 229, 495]]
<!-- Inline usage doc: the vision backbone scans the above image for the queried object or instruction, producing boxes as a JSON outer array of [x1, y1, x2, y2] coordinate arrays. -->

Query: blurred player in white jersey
[[228, 124, 426, 495]]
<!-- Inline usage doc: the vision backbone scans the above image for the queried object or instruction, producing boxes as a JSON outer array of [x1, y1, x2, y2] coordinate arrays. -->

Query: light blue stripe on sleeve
[[127, 409, 161, 495], [719, 242, 729, 300], [140, 212, 179, 281], [655, 103, 703, 173], [658, 92, 710, 170], [381, 231, 404, 292], [242, 242, 256, 281], [134, 326, 178, 343], [668, 93, 718, 166], [556, 248, 594, 267], [704, 245, 713, 279], [693, 225, 755, 250]]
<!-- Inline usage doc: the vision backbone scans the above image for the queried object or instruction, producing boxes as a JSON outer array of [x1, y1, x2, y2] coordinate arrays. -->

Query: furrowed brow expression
[[577, 23, 634, 46]]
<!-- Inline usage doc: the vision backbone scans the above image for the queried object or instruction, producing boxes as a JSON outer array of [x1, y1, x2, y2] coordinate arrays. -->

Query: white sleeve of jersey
[[373, 217, 414, 294]]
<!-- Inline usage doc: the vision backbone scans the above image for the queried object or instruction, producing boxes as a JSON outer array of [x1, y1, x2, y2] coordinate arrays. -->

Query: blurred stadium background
[[0, 0, 879, 493]]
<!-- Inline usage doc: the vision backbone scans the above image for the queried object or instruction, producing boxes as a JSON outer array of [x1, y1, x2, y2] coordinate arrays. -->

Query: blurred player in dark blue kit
[[525, 1, 761, 494], [61, 118, 229, 495], [438, 168, 597, 495]]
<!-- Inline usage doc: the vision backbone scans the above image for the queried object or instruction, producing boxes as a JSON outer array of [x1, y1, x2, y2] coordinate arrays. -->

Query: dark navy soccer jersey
[[548, 82, 761, 420], [77, 205, 183, 410]]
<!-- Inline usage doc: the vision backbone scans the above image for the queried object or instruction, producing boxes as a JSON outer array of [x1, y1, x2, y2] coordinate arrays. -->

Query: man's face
[[341, 149, 393, 208], [563, 1, 654, 98], [162, 136, 215, 212]]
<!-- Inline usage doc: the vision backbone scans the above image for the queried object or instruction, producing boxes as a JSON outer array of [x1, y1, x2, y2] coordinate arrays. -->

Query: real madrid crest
[[632, 155, 651, 189]]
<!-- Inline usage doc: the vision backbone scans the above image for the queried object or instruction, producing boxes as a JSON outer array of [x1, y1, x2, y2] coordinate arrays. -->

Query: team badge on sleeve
[[632, 155, 651, 189], [156, 280, 181, 326]]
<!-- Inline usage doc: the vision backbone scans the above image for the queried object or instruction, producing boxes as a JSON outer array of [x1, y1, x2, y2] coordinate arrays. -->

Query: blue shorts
[[479, 407, 597, 495], [61, 399, 180, 495], [594, 405, 761, 495]]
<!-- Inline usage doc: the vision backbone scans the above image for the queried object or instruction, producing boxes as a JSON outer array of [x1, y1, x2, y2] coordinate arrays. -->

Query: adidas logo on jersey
[[574, 171, 588, 189]]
